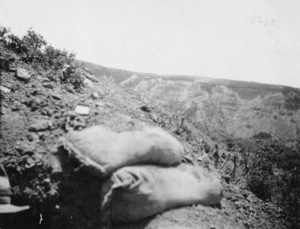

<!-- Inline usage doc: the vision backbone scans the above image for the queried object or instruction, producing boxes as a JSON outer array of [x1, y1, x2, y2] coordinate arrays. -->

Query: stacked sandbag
[[59, 124, 184, 177], [101, 164, 223, 223], [59, 122, 223, 225]]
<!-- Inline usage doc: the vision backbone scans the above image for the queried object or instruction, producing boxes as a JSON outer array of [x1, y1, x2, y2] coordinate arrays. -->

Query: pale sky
[[1, 0, 300, 88]]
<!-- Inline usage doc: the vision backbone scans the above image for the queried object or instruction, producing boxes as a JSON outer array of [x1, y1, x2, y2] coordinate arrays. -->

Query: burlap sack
[[101, 164, 223, 223], [59, 125, 184, 177]]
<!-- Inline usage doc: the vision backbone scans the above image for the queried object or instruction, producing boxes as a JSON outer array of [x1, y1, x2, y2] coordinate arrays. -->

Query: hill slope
[[84, 61, 300, 148], [0, 29, 298, 229]]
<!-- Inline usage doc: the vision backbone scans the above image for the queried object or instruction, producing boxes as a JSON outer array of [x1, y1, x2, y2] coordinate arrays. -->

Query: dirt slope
[[0, 45, 293, 229]]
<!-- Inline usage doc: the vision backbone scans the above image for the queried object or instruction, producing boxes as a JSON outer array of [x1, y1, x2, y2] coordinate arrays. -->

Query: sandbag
[[101, 164, 223, 223], [59, 125, 184, 177]]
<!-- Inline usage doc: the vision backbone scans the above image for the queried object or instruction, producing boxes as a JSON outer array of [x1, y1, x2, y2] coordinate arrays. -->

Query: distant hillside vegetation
[[82, 61, 300, 148]]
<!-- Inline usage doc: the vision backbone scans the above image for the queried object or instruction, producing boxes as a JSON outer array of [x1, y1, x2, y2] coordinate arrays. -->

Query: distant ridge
[[81, 60, 300, 146], [81, 60, 300, 91]]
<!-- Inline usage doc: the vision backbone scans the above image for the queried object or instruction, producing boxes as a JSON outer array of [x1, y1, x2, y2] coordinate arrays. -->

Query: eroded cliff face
[[111, 74, 300, 146]]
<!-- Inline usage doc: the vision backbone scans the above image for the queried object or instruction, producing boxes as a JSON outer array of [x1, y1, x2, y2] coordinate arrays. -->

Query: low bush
[[59, 63, 85, 91], [222, 137, 300, 224], [0, 26, 84, 91], [246, 141, 300, 220]]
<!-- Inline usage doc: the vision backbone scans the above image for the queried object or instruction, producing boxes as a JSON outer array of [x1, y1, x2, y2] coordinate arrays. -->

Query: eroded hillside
[[84, 61, 300, 148], [0, 28, 299, 229]]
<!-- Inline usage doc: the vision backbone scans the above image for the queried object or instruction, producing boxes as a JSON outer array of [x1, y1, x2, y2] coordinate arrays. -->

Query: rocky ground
[[0, 44, 294, 228]]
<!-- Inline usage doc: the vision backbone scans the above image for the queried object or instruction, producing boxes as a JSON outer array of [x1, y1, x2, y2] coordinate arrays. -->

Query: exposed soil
[[0, 47, 293, 229]]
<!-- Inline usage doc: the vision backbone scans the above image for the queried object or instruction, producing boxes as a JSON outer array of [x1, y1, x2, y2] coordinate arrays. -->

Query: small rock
[[73, 120, 86, 130], [182, 154, 194, 164], [25, 158, 35, 169], [150, 113, 158, 123], [5, 54, 16, 62], [40, 110, 48, 116], [38, 132, 46, 140], [15, 142, 35, 155], [64, 85, 75, 93], [11, 104, 19, 111], [243, 192, 249, 198], [48, 121, 56, 130], [83, 78, 94, 88], [25, 98, 42, 111], [90, 91, 99, 99], [0, 106, 10, 115], [44, 178, 51, 183], [0, 86, 11, 93], [84, 72, 98, 82], [44, 108, 54, 117], [0, 56, 15, 72], [8, 62, 17, 72], [75, 105, 90, 115], [28, 119, 50, 132], [140, 105, 151, 113], [15, 67, 31, 81], [105, 102, 115, 108], [65, 110, 77, 118], [31, 90, 39, 96], [42, 82, 54, 89], [42, 78, 51, 83], [95, 101, 105, 108], [221, 152, 227, 159], [52, 93, 61, 100], [26, 133, 38, 142], [222, 174, 231, 183]]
